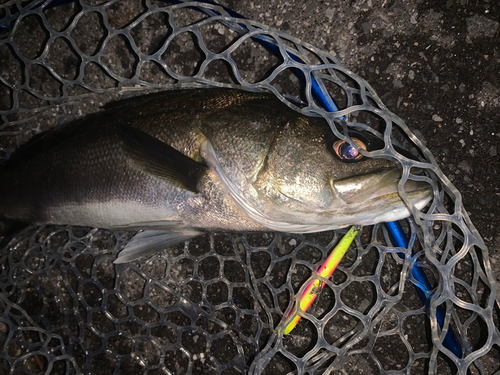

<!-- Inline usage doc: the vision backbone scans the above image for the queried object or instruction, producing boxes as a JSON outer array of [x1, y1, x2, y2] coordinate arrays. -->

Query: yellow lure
[[284, 226, 359, 335]]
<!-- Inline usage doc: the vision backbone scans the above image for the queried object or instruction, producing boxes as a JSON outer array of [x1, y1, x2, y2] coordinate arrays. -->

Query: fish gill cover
[[0, 0, 499, 374]]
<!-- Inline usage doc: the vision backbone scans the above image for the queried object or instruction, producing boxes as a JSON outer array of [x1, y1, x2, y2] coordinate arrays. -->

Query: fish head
[[200, 98, 432, 233], [247, 119, 433, 231]]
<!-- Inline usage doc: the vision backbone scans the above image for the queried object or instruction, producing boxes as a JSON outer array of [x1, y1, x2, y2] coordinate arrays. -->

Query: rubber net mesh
[[0, 1, 499, 374]]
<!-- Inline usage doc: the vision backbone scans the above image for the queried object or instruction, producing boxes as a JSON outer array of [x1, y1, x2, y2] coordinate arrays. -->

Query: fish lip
[[331, 168, 432, 205]]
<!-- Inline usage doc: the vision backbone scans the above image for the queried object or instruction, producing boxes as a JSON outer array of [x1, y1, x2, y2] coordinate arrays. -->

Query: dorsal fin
[[116, 124, 207, 193]]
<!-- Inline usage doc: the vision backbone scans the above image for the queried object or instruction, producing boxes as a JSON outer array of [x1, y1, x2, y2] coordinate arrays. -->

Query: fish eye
[[333, 138, 366, 160]]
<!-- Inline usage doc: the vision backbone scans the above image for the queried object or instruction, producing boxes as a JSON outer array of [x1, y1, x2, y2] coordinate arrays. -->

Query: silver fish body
[[0, 89, 432, 262]]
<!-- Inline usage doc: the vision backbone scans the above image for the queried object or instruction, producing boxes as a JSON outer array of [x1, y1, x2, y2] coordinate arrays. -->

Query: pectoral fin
[[114, 229, 202, 264], [117, 124, 207, 193]]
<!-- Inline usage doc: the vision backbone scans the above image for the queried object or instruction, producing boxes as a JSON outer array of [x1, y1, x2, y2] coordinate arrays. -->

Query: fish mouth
[[331, 167, 432, 206]]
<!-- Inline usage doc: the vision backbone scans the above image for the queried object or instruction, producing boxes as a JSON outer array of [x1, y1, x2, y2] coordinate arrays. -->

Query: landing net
[[0, 1, 498, 374]]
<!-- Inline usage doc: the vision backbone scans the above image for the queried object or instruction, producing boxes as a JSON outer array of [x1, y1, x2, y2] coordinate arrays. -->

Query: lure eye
[[332, 138, 366, 160]]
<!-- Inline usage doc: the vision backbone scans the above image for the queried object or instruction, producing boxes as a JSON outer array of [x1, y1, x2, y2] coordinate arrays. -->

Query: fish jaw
[[330, 168, 402, 204], [317, 171, 434, 228], [311, 170, 433, 229], [333, 183, 434, 227]]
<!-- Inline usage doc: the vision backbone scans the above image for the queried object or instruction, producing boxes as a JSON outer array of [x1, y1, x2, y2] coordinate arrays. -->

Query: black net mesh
[[0, 1, 499, 374]]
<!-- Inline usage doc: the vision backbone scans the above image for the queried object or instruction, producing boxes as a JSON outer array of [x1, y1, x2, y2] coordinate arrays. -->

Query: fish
[[0, 88, 432, 263]]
